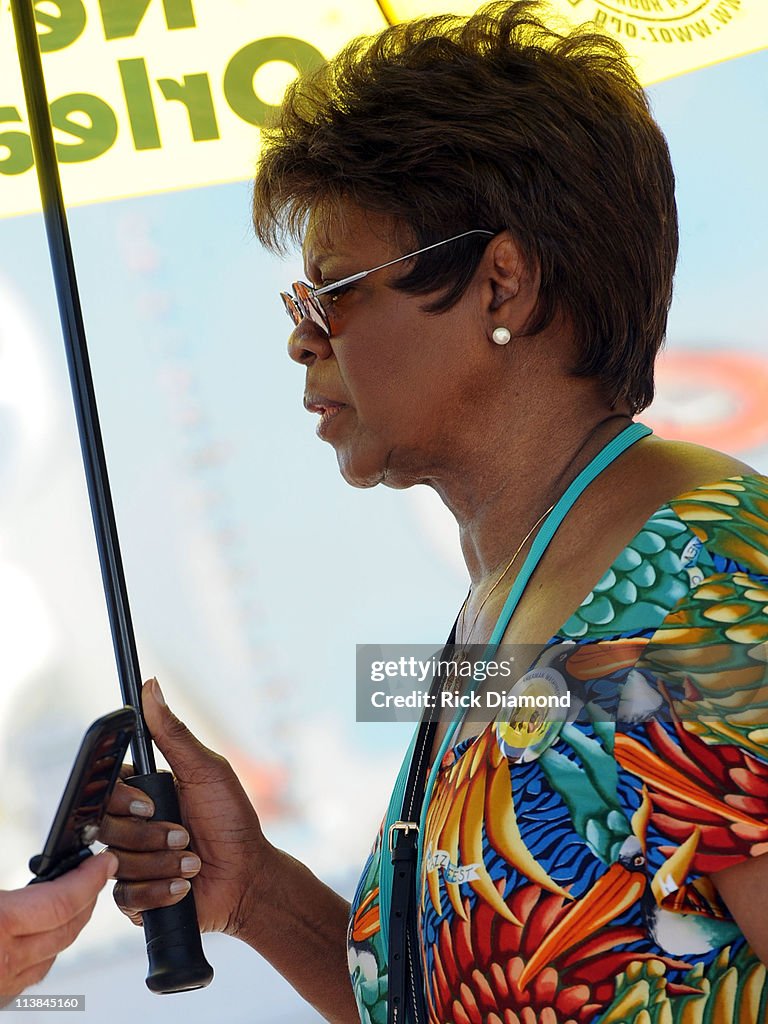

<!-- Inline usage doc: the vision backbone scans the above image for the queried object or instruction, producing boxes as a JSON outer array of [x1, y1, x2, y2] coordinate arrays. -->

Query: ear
[[483, 232, 540, 336]]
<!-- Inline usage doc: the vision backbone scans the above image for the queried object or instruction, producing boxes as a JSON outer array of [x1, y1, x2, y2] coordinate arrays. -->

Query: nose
[[287, 321, 333, 365]]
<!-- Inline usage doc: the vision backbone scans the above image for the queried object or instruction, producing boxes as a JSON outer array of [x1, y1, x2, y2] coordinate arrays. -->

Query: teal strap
[[489, 421, 652, 647], [379, 420, 652, 950]]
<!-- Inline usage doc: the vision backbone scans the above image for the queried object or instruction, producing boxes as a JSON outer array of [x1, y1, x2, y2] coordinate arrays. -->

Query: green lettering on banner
[[0, 106, 34, 175], [119, 58, 161, 149], [35, 0, 87, 53], [223, 37, 325, 127], [99, 0, 196, 40], [158, 73, 219, 140], [51, 93, 118, 161]]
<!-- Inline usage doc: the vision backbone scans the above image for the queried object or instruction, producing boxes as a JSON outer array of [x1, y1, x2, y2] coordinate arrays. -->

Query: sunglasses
[[280, 229, 495, 337]]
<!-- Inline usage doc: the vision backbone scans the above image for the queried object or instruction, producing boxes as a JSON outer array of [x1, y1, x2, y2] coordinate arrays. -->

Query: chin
[[335, 444, 421, 491], [334, 439, 397, 490], [336, 452, 386, 489]]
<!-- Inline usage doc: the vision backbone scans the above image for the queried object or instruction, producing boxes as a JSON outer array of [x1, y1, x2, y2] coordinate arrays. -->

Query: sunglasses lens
[[280, 291, 302, 325], [292, 282, 330, 336]]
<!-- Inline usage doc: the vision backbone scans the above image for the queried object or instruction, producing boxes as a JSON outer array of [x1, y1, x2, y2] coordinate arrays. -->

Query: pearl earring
[[492, 326, 511, 345]]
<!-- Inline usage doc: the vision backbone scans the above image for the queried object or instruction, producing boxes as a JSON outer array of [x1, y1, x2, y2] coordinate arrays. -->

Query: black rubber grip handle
[[125, 771, 214, 994]]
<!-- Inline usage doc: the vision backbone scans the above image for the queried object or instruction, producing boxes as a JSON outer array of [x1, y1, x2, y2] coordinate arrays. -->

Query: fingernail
[[181, 854, 201, 875], [167, 829, 189, 849], [102, 851, 119, 878], [151, 678, 166, 706], [170, 879, 190, 896], [129, 800, 154, 818]]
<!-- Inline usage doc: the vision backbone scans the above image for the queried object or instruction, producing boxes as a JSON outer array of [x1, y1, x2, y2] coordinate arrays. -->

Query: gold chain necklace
[[455, 500, 555, 655]]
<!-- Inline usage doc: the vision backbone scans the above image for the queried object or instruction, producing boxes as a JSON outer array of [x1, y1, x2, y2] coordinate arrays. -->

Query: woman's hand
[[100, 679, 266, 938], [103, 679, 358, 1021], [0, 851, 117, 1006]]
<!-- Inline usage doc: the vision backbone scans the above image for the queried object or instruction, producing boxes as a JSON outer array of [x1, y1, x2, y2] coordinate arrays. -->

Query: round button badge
[[495, 667, 570, 763]]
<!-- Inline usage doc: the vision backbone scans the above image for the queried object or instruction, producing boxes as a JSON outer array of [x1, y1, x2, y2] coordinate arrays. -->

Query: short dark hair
[[252, 0, 678, 413]]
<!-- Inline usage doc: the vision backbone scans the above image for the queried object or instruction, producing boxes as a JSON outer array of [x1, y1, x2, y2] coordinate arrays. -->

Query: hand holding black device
[[29, 708, 137, 885]]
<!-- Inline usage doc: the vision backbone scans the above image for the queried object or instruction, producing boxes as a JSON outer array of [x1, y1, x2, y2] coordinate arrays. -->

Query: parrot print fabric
[[347, 474, 768, 1024]]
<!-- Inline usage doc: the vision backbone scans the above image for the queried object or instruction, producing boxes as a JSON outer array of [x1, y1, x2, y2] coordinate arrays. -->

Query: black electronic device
[[28, 708, 137, 884]]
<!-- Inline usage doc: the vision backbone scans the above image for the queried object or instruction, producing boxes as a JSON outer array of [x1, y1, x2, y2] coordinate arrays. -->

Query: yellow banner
[[383, 0, 768, 83], [0, 0, 766, 217]]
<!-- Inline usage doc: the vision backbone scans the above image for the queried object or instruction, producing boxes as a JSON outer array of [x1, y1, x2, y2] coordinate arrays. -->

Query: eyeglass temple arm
[[314, 270, 369, 295], [313, 229, 495, 297]]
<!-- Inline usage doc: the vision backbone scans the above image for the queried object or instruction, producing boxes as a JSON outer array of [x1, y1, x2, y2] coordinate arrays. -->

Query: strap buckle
[[388, 820, 419, 853]]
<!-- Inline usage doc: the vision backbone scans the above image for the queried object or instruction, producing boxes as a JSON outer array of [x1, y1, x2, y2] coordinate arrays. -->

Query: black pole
[[10, 0, 213, 993], [10, 0, 154, 776]]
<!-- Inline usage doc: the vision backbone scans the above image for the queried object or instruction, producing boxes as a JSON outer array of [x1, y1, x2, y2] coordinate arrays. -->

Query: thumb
[[16, 852, 117, 930], [141, 678, 222, 785]]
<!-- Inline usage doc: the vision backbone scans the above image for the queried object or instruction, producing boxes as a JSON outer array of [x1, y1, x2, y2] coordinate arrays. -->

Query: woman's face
[[289, 204, 490, 489]]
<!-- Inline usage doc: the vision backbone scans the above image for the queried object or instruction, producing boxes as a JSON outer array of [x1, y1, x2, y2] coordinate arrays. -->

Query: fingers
[[101, 809, 201, 927], [0, 873, 105, 1001], [4, 853, 117, 937], [113, 877, 192, 924], [0, 956, 56, 1005], [98, 813, 188, 853], [106, 777, 154, 819], [112, 849, 201, 882], [13, 903, 95, 967], [0, 902, 93, 999]]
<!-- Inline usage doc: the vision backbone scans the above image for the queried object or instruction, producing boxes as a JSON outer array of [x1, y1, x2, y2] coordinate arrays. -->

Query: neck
[[427, 395, 633, 586]]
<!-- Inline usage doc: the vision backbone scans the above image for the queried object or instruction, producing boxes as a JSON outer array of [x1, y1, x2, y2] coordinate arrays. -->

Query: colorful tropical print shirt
[[348, 474, 768, 1024]]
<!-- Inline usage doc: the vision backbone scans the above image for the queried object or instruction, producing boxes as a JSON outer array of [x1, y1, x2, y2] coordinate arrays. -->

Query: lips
[[303, 393, 348, 416], [303, 392, 349, 438]]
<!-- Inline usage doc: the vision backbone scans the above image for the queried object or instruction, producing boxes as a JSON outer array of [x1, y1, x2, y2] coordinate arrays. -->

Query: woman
[[101, 3, 768, 1022]]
